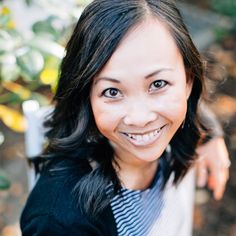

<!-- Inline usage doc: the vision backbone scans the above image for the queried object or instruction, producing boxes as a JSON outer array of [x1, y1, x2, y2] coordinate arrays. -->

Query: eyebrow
[[145, 68, 173, 79], [94, 68, 173, 84], [94, 77, 120, 85]]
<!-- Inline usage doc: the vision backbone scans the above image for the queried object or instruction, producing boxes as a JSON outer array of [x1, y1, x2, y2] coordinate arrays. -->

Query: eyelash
[[101, 80, 168, 98], [149, 80, 168, 92], [101, 88, 122, 98]]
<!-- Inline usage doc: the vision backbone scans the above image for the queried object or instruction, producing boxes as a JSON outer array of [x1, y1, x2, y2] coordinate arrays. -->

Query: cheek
[[90, 100, 123, 135], [158, 89, 188, 122]]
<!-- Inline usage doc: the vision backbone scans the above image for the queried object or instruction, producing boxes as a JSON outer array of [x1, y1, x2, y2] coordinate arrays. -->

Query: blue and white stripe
[[108, 170, 187, 236]]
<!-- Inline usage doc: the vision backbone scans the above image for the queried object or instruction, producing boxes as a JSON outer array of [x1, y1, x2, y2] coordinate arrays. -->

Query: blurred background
[[0, 0, 235, 235]]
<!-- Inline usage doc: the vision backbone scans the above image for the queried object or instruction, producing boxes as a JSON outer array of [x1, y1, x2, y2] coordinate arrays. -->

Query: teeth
[[149, 132, 154, 138], [143, 134, 149, 141], [154, 128, 161, 135], [125, 127, 163, 141]]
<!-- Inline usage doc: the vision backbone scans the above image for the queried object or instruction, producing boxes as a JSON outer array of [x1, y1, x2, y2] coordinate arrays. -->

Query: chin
[[132, 148, 166, 163]]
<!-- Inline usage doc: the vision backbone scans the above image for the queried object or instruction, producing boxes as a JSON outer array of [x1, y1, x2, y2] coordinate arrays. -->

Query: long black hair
[[38, 0, 204, 217]]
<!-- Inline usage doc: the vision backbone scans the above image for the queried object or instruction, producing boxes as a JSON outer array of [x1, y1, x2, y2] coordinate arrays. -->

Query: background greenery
[[0, 0, 92, 190]]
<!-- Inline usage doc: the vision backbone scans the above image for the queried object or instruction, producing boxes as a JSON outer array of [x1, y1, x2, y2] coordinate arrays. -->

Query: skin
[[196, 137, 230, 200], [90, 17, 192, 190]]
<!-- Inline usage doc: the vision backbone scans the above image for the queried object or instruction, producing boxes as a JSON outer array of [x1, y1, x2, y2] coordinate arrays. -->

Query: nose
[[123, 99, 158, 127]]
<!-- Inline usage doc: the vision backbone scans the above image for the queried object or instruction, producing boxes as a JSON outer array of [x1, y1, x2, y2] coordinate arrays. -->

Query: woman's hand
[[196, 137, 231, 200]]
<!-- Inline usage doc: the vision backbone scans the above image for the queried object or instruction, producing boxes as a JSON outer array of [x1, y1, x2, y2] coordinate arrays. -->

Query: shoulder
[[20, 158, 109, 235]]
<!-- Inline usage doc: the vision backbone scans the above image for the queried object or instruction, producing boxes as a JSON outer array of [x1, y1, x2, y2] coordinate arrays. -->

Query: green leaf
[[210, 0, 236, 18], [79, 0, 92, 6], [32, 17, 62, 41], [25, 0, 34, 6], [29, 36, 65, 58], [0, 92, 20, 104], [0, 63, 20, 81], [0, 14, 10, 27], [0, 53, 20, 81], [0, 30, 15, 53], [45, 55, 61, 68], [0, 170, 10, 190], [31, 92, 51, 106], [16, 48, 44, 80]]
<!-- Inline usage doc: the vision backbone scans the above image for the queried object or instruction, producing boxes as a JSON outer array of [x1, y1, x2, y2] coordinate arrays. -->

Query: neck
[[113, 156, 159, 191]]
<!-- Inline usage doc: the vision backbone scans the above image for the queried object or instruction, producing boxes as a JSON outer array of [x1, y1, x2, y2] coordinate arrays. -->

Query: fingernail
[[197, 178, 206, 187]]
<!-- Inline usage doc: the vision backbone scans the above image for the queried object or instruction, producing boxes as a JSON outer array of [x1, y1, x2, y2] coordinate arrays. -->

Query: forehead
[[97, 17, 184, 78]]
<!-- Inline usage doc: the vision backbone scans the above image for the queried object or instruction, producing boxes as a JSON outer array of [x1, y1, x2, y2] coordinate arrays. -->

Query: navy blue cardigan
[[20, 159, 117, 236]]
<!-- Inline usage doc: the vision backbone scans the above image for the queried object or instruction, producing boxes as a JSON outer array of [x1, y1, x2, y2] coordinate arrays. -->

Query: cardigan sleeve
[[20, 161, 117, 236], [21, 214, 100, 236]]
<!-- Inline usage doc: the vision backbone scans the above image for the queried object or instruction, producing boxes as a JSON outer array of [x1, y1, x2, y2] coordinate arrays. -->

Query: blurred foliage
[[0, 1, 90, 133], [0, 131, 7, 190], [213, 27, 231, 43], [25, 0, 92, 7], [0, 169, 11, 190], [210, 0, 236, 20]]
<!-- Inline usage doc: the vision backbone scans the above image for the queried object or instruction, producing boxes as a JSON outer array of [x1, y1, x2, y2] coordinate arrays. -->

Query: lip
[[121, 125, 166, 147]]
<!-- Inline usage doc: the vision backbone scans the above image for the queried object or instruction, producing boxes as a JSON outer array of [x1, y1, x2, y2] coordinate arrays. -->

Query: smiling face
[[90, 18, 192, 167]]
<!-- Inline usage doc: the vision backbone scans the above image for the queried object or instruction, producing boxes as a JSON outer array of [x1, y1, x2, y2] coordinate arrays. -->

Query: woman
[[20, 1, 230, 235]]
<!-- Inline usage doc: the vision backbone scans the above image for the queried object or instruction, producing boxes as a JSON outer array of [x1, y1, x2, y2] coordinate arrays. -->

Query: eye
[[149, 80, 168, 92], [102, 88, 122, 98]]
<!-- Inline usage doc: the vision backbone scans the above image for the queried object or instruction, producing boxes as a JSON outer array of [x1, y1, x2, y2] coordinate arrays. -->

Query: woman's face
[[90, 18, 192, 166]]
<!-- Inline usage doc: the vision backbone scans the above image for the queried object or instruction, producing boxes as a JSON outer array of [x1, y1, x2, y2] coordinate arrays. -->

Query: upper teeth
[[126, 127, 162, 140]]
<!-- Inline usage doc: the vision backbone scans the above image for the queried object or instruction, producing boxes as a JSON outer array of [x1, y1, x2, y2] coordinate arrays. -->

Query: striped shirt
[[107, 163, 193, 236]]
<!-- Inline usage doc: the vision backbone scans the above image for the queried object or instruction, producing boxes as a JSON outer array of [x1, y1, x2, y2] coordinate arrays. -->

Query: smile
[[121, 125, 166, 146]]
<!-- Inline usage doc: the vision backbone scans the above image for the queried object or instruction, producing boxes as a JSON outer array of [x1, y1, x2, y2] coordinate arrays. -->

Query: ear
[[185, 70, 193, 99]]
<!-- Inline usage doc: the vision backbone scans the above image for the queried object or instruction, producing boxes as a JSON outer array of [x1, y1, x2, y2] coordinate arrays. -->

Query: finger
[[196, 161, 208, 188], [216, 168, 229, 199], [212, 168, 229, 200]]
